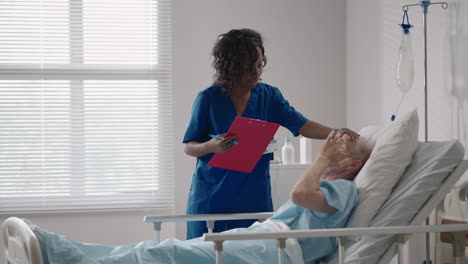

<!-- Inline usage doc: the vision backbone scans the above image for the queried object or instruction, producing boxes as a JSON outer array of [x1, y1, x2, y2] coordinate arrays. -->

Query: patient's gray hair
[[351, 138, 372, 166]]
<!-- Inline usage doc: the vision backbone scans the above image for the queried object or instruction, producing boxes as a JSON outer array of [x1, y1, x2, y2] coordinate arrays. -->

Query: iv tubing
[[391, 94, 406, 121]]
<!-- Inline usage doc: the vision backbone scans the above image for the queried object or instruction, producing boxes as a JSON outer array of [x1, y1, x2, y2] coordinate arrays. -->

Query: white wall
[[0, 0, 347, 258], [347, 0, 468, 263], [346, 0, 382, 129]]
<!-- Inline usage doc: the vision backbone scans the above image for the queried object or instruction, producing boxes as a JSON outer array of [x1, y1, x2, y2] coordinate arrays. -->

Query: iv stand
[[401, 1, 448, 263]]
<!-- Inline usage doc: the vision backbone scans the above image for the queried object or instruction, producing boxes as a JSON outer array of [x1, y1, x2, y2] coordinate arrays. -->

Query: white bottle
[[299, 136, 312, 164], [281, 137, 295, 164]]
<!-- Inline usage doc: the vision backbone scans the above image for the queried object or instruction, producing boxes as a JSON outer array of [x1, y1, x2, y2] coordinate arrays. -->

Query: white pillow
[[346, 109, 419, 237]]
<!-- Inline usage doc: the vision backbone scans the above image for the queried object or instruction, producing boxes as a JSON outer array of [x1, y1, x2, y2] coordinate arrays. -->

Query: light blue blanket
[[32, 180, 357, 264], [36, 223, 293, 264]]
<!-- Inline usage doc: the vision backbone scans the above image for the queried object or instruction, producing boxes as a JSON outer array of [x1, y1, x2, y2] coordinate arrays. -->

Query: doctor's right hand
[[208, 134, 237, 154]]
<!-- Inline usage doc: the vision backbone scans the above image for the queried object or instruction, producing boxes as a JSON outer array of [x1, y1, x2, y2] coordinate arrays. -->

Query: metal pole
[[397, 235, 405, 264], [424, 11, 428, 143], [153, 222, 161, 243], [214, 241, 223, 264], [337, 237, 346, 264], [277, 239, 286, 264], [423, 9, 431, 264]]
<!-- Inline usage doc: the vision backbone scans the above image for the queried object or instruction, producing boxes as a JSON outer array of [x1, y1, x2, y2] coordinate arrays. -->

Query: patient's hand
[[317, 130, 354, 168]]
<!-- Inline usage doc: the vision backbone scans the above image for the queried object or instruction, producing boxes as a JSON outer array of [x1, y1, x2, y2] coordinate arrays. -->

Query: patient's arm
[[289, 156, 337, 213], [290, 131, 355, 213]]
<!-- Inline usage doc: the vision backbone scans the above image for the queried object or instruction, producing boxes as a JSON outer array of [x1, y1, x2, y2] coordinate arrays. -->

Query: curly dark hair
[[212, 28, 267, 95]]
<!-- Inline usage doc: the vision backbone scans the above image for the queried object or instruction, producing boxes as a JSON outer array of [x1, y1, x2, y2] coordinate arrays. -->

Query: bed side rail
[[144, 212, 274, 242], [204, 224, 468, 264]]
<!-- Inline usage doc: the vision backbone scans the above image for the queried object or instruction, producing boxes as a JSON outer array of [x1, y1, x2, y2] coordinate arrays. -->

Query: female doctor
[[183, 28, 358, 239]]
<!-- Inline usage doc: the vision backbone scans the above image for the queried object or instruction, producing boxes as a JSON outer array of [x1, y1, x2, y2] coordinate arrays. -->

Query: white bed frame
[[2, 160, 468, 264]]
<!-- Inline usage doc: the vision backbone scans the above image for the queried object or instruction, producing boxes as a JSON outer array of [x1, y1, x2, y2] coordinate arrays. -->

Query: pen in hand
[[208, 134, 238, 145]]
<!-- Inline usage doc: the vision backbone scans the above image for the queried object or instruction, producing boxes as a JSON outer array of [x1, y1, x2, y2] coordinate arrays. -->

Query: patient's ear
[[347, 160, 362, 172], [343, 160, 362, 180]]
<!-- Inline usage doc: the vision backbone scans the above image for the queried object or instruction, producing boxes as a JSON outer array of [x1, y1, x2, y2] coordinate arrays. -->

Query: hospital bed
[[147, 140, 468, 264], [2, 140, 468, 264]]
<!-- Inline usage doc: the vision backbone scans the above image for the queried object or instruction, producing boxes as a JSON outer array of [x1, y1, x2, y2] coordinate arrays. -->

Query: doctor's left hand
[[335, 127, 359, 140]]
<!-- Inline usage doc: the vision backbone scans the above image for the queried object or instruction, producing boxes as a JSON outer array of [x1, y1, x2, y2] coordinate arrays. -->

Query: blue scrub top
[[183, 83, 308, 238], [270, 180, 359, 264]]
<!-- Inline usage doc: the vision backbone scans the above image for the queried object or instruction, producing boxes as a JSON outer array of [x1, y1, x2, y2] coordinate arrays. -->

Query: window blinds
[[0, 0, 174, 213]]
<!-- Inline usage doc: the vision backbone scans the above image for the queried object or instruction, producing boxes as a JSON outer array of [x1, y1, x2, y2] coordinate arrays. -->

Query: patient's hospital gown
[[35, 180, 358, 264]]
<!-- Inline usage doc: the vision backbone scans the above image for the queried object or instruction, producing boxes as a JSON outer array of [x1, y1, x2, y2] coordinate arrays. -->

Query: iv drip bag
[[391, 10, 414, 122], [396, 12, 414, 94], [396, 32, 415, 93]]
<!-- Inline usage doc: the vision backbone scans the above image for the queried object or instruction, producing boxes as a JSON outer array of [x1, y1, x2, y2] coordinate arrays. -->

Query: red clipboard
[[208, 117, 280, 173]]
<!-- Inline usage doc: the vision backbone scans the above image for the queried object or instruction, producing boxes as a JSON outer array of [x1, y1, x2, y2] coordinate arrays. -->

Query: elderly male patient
[[30, 130, 371, 264]]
